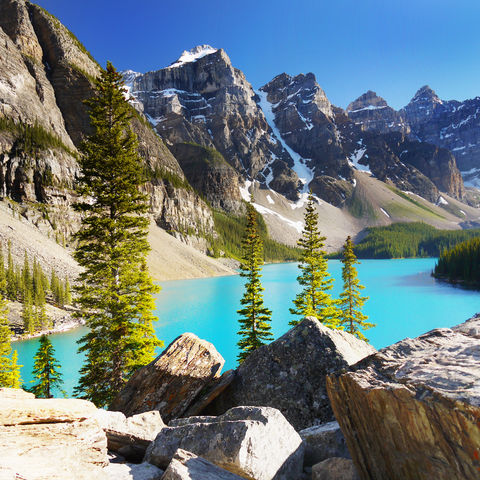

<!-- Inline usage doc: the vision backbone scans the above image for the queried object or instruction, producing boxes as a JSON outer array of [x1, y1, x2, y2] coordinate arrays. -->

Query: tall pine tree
[[338, 236, 374, 341], [290, 191, 339, 327], [237, 200, 273, 363], [73, 62, 161, 407], [0, 293, 21, 388], [29, 335, 63, 398]]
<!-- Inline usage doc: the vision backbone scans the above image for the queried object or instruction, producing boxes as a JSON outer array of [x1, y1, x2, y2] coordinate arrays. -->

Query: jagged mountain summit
[[257, 72, 464, 205], [346, 91, 409, 135], [123, 45, 302, 204], [347, 86, 480, 187], [125, 50, 466, 211]]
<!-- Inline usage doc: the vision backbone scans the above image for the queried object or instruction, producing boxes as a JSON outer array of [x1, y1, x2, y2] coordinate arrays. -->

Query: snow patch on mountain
[[121, 70, 141, 99], [348, 105, 387, 113], [253, 202, 304, 233], [348, 144, 372, 174], [168, 45, 218, 69], [256, 89, 314, 191], [289, 191, 322, 210], [239, 180, 252, 202]]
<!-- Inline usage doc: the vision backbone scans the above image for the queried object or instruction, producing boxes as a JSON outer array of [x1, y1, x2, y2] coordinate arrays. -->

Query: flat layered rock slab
[[110, 333, 225, 422], [145, 406, 304, 480], [0, 390, 108, 480], [204, 317, 376, 430], [327, 315, 480, 480], [162, 449, 245, 479]]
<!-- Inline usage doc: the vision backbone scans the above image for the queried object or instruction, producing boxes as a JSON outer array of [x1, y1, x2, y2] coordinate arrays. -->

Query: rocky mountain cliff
[[347, 85, 480, 188], [0, 0, 215, 249], [124, 46, 301, 202], [126, 50, 467, 210], [258, 73, 465, 205]]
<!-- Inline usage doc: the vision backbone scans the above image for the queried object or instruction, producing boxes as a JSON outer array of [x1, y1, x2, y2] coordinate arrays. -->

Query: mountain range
[[1, 0, 480, 276]]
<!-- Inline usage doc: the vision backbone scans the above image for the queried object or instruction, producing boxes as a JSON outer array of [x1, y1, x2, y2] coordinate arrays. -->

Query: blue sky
[[35, 0, 480, 110]]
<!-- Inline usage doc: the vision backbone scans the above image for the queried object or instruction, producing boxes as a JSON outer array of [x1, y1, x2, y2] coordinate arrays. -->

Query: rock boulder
[[95, 409, 165, 462], [103, 462, 164, 480], [326, 315, 480, 480], [299, 421, 350, 467], [0, 389, 108, 480], [110, 333, 225, 422], [144, 406, 304, 480], [312, 457, 359, 480], [162, 449, 245, 480], [204, 317, 376, 430]]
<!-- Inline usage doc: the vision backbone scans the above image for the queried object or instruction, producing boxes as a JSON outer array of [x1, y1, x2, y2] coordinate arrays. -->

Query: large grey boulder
[[327, 314, 480, 480], [103, 462, 163, 480], [312, 457, 359, 480], [110, 333, 225, 422], [0, 389, 108, 479], [204, 317, 376, 430], [145, 406, 304, 480], [162, 449, 245, 479], [95, 409, 165, 462], [299, 421, 350, 467]]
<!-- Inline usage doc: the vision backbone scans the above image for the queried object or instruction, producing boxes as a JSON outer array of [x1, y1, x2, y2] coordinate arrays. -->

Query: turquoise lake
[[13, 258, 480, 395]]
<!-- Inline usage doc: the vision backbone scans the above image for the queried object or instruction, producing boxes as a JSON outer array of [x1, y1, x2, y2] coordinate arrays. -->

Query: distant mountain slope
[[347, 86, 480, 188]]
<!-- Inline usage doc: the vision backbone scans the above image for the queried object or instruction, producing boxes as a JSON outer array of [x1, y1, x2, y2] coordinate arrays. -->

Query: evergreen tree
[[21, 250, 32, 301], [29, 335, 63, 398], [290, 191, 339, 326], [338, 236, 374, 341], [73, 62, 161, 407], [0, 294, 21, 388], [64, 278, 72, 305], [34, 294, 49, 331], [22, 290, 34, 335], [6, 242, 17, 301], [0, 244, 6, 297], [237, 200, 273, 363]]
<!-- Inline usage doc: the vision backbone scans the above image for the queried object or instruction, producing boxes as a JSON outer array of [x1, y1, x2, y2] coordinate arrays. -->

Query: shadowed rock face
[[326, 314, 480, 480], [347, 91, 409, 135], [203, 317, 376, 430], [260, 72, 348, 182], [109, 333, 225, 422], [170, 143, 244, 213]]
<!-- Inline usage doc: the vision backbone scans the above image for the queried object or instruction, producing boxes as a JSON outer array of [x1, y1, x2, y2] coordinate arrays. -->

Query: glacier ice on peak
[[167, 45, 218, 69]]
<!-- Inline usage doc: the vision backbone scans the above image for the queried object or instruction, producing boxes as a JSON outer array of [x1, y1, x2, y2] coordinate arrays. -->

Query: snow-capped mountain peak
[[167, 45, 218, 69]]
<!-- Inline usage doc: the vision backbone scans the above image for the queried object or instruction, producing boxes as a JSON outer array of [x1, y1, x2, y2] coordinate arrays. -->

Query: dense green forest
[[212, 210, 301, 262], [433, 238, 480, 286], [332, 223, 480, 259]]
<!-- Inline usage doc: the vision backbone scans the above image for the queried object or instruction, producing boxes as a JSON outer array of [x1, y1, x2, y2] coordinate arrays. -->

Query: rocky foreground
[[1, 315, 479, 479]]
